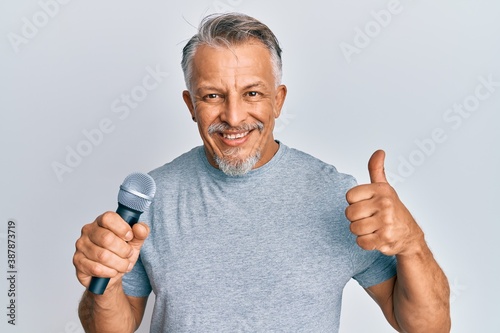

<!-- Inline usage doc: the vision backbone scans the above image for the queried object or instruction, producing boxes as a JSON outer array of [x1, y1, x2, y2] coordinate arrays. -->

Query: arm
[[346, 150, 451, 332], [367, 239, 451, 332], [73, 212, 150, 333], [78, 289, 147, 333]]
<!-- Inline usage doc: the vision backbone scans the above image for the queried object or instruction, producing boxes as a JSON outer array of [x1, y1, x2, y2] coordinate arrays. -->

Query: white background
[[1, 0, 499, 332]]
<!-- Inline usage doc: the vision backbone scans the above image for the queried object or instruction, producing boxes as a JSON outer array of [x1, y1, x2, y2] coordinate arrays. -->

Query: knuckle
[[73, 256, 92, 277], [100, 211, 117, 226], [379, 244, 392, 254], [378, 196, 393, 210], [99, 230, 117, 247], [89, 264, 104, 277], [345, 191, 353, 203], [356, 237, 369, 250], [72, 253, 82, 269], [379, 228, 394, 242], [350, 222, 363, 236], [101, 211, 116, 220], [96, 248, 111, 263], [345, 205, 360, 222], [81, 223, 92, 235], [345, 187, 359, 204], [345, 207, 352, 220], [74, 237, 83, 250]]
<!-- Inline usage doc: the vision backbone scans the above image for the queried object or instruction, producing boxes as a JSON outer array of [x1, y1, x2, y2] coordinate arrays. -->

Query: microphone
[[88, 172, 156, 295]]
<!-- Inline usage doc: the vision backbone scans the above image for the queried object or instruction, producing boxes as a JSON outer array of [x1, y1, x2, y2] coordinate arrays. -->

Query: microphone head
[[118, 172, 156, 212]]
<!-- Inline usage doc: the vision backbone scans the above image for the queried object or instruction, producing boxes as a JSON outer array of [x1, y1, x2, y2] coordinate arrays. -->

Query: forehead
[[191, 41, 275, 88]]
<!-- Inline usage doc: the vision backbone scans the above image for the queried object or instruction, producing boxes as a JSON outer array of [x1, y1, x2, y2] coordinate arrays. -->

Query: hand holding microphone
[[73, 173, 156, 295]]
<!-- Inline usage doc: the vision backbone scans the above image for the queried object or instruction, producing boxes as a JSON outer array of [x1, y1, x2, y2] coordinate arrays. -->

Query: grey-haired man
[[74, 13, 450, 333]]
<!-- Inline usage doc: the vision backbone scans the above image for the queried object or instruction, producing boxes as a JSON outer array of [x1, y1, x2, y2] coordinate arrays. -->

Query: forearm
[[393, 240, 451, 332], [78, 283, 137, 333]]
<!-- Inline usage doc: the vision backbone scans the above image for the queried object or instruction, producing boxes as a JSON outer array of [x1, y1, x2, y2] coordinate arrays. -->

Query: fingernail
[[125, 231, 133, 241], [127, 262, 134, 272]]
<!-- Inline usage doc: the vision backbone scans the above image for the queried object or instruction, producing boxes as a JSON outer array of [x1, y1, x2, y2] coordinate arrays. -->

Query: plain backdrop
[[1, 0, 499, 332]]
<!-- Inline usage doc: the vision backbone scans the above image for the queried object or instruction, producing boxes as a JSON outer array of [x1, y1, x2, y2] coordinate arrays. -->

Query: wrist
[[88, 278, 124, 306], [396, 228, 428, 258]]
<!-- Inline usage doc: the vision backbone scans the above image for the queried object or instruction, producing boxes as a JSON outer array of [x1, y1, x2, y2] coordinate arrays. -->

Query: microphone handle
[[88, 204, 142, 295]]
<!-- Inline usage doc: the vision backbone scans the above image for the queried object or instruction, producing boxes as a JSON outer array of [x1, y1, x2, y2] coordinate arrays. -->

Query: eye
[[202, 93, 224, 103], [245, 91, 261, 98]]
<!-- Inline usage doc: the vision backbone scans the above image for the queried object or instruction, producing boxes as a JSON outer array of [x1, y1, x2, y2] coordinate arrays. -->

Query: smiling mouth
[[221, 131, 250, 140], [208, 122, 264, 143]]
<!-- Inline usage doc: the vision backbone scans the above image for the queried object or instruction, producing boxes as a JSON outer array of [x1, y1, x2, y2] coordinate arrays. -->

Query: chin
[[214, 149, 261, 176]]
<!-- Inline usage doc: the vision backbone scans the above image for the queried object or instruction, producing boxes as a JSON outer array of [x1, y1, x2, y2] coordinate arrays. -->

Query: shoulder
[[282, 145, 357, 190], [148, 146, 203, 184]]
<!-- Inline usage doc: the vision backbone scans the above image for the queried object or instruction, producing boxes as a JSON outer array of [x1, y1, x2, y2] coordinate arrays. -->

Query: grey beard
[[208, 121, 264, 176], [214, 148, 261, 176]]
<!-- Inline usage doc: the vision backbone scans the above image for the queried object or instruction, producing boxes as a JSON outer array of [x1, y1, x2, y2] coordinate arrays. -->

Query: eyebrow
[[242, 81, 267, 90], [195, 86, 218, 96], [195, 81, 268, 95]]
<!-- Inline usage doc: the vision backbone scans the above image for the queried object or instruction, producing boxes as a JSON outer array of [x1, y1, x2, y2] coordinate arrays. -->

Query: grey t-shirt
[[123, 143, 396, 332]]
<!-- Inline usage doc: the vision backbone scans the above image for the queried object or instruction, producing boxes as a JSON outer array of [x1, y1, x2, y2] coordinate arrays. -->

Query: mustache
[[208, 122, 264, 135]]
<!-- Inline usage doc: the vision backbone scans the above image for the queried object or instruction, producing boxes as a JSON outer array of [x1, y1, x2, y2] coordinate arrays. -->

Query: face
[[183, 41, 287, 176]]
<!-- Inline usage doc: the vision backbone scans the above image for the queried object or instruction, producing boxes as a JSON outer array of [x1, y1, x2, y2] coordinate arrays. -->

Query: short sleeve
[[122, 255, 152, 297], [352, 250, 397, 288], [323, 164, 397, 289]]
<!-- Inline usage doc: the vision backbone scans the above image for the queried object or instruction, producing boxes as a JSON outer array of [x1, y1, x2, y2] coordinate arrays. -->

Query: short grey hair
[[181, 13, 283, 92]]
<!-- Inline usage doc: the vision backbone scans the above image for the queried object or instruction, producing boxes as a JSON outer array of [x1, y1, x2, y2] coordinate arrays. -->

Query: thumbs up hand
[[345, 150, 424, 256]]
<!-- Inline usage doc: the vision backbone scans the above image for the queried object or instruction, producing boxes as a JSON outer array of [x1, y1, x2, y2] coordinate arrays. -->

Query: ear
[[274, 84, 287, 118], [182, 90, 196, 121]]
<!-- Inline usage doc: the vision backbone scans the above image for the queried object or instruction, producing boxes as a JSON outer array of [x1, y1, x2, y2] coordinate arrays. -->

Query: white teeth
[[223, 131, 249, 139]]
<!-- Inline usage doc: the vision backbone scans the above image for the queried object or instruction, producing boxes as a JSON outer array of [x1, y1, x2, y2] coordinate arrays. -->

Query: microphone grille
[[118, 172, 156, 212]]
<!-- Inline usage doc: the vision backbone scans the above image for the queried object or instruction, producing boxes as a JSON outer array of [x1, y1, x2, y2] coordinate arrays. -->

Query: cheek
[[196, 115, 222, 148], [198, 121, 214, 141], [195, 108, 219, 130], [253, 102, 278, 121]]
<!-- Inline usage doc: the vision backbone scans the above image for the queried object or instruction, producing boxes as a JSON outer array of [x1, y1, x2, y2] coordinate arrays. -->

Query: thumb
[[128, 222, 150, 251], [368, 149, 388, 183]]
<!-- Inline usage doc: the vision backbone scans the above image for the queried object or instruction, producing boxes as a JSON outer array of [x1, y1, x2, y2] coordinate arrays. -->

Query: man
[[73, 13, 451, 332]]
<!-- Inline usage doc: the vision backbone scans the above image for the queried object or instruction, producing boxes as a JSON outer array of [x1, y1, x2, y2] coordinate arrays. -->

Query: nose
[[220, 93, 247, 127]]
